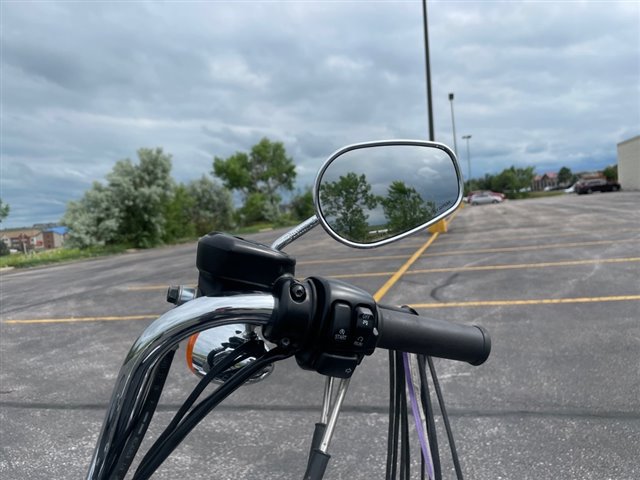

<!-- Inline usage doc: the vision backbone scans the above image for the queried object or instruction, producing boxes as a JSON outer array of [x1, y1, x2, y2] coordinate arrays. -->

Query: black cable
[[397, 351, 410, 480], [138, 340, 261, 466], [418, 355, 442, 480], [391, 351, 402, 480], [133, 347, 291, 480], [428, 357, 464, 480], [386, 350, 398, 480]]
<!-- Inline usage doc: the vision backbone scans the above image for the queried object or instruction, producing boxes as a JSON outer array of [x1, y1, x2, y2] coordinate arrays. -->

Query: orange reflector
[[186, 333, 200, 374]]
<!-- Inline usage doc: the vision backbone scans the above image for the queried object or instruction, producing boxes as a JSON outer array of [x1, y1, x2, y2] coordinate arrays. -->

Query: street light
[[462, 134, 472, 182], [448, 93, 458, 156], [423, 0, 434, 141]]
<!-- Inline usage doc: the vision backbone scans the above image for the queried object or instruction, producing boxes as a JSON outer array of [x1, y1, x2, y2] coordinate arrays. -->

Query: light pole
[[423, 0, 434, 141], [462, 134, 472, 182], [448, 93, 458, 156]]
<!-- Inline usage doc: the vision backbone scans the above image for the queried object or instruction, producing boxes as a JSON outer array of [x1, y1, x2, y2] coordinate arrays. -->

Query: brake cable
[[386, 351, 464, 480], [404, 353, 435, 479], [133, 343, 292, 480], [418, 354, 442, 480], [386, 350, 399, 479], [427, 356, 464, 480], [387, 350, 411, 480]]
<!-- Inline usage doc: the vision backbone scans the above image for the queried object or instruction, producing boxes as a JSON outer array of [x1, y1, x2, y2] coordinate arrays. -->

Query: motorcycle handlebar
[[376, 304, 491, 365]]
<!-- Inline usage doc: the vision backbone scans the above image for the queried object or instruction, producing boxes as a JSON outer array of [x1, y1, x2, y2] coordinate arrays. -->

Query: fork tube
[[321, 377, 334, 424], [318, 378, 350, 453]]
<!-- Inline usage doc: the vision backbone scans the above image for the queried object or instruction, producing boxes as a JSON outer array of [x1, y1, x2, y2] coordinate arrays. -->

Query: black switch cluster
[[293, 276, 380, 379], [329, 303, 377, 355]]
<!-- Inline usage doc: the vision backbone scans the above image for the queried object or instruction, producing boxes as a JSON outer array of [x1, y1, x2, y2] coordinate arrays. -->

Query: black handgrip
[[376, 305, 491, 365]]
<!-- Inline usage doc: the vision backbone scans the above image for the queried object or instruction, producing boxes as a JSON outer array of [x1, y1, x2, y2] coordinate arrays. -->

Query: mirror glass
[[316, 142, 461, 246]]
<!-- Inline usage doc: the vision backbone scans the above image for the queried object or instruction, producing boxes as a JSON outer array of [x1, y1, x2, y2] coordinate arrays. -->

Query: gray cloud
[[1, 1, 638, 228]]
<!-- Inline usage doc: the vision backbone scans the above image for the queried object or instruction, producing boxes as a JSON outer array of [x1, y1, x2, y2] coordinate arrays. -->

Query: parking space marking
[[410, 295, 640, 308], [373, 233, 440, 301], [329, 257, 640, 279], [422, 227, 640, 246], [2, 314, 159, 325], [420, 238, 639, 258], [297, 254, 409, 266]]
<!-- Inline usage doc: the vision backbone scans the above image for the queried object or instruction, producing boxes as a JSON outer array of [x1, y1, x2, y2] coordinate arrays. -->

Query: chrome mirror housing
[[314, 140, 463, 248]]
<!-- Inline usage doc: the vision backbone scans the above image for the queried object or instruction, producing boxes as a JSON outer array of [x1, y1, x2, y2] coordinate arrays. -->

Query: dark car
[[574, 178, 621, 195]]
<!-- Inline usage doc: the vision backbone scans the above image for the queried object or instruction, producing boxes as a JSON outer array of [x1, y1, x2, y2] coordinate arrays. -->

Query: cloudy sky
[[1, 1, 638, 228]]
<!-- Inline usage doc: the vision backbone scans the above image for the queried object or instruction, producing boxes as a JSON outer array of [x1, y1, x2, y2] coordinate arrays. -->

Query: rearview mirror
[[314, 140, 463, 248]]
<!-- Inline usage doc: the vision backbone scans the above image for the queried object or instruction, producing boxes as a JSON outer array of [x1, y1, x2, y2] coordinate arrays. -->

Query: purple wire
[[403, 352, 434, 480]]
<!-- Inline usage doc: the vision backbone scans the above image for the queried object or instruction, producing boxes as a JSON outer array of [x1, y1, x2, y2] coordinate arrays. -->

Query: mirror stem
[[271, 215, 319, 251]]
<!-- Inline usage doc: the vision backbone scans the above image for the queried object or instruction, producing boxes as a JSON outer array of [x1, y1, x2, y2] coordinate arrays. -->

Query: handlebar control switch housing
[[295, 277, 379, 378], [263, 277, 316, 351]]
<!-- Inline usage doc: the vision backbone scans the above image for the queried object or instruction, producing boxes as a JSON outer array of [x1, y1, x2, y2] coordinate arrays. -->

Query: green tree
[[186, 175, 234, 235], [290, 187, 315, 221], [319, 172, 377, 242], [63, 148, 174, 248], [381, 181, 436, 234], [558, 166, 573, 185], [163, 184, 196, 243], [0, 199, 9, 255], [213, 138, 296, 224], [602, 165, 618, 182], [108, 148, 174, 248], [0, 198, 9, 224], [491, 166, 535, 198], [63, 182, 120, 248]]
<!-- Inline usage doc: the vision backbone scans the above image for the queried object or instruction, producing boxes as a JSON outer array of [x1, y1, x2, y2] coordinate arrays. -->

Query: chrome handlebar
[[86, 293, 275, 480]]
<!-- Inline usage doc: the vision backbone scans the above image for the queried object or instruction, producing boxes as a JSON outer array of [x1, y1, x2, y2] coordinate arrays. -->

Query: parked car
[[469, 191, 504, 205], [465, 190, 505, 203], [574, 179, 621, 195]]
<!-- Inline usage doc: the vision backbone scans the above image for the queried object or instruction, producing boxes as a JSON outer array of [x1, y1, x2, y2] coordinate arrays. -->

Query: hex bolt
[[290, 283, 306, 302], [280, 338, 291, 348]]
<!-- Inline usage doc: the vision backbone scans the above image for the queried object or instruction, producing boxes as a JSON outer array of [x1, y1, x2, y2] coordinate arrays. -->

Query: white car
[[469, 192, 503, 205]]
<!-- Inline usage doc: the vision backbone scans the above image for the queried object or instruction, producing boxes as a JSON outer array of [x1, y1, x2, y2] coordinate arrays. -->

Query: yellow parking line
[[297, 254, 409, 266], [129, 254, 640, 287], [371, 210, 460, 301], [373, 233, 440, 302], [1, 314, 159, 325], [423, 227, 640, 246], [410, 295, 640, 308], [420, 238, 639, 257], [267, 236, 640, 268], [329, 257, 640, 279]]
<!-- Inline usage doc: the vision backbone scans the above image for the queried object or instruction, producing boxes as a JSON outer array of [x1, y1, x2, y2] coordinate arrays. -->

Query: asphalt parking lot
[[1, 191, 639, 479]]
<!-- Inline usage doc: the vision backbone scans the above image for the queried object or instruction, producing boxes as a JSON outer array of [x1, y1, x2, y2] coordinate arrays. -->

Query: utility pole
[[462, 134, 472, 182], [448, 93, 458, 156], [422, 0, 434, 141]]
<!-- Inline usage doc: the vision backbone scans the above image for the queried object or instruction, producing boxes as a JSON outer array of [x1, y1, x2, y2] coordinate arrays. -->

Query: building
[[42, 226, 69, 249], [532, 172, 559, 191], [0, 226, 68, 253], [617, 135, 640, 191], [0, 228, 41, 252]]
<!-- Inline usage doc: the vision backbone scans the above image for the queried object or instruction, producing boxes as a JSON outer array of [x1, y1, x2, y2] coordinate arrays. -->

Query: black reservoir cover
[[196, 232, 296, 296]]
